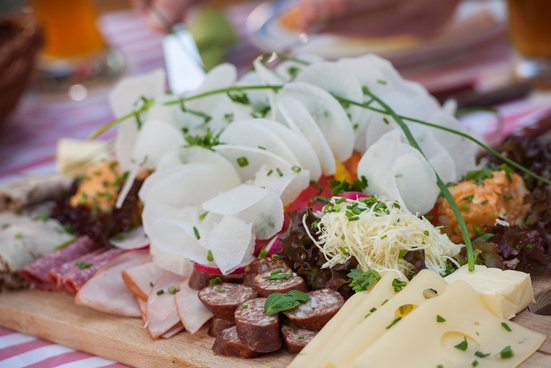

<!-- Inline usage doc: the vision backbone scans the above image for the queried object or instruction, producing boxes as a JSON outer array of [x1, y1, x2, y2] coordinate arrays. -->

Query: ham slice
[[48, 248, 124, 294], [146, 271, 183, 338], [161, 322, 184, 339], [175, 279, 213, 334], [75, 250, 149, 318], [122, 262, 164, 301], [21, 236, 99, 289]]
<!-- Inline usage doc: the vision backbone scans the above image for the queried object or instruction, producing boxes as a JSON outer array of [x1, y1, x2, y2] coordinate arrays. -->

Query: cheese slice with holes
[[288, 271, 406, 368], [445, 265, 535, 320], [57, 138, 110, 176], [324, 269, 448, 368], [350, 280, 545, 368]]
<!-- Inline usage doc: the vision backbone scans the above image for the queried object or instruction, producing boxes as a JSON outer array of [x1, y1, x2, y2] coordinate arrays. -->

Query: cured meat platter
[[0, 272, 550, 367]]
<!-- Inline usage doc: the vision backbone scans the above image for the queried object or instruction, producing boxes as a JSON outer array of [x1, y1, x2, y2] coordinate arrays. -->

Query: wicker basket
[[0, 12, 43, 126]]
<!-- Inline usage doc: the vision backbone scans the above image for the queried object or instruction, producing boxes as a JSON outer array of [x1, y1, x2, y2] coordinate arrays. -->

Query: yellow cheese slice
[[288, 271, 405, 368], [445, 265, 535, 320], [349, 280, 545, 368], [57, 138, 109, 176], [324, 269, 448, 368]]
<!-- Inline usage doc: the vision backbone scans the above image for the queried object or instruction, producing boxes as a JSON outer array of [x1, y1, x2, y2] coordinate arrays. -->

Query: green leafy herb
[[464, 168, 493, 185], [499, 346, 513, 359], [193, 226, 201, 240], [180, 103, 212, 123], [472, 360, 479, 367], [156, 289, 164, 296], [454, 338, 468, 351], [436, 315, 446, 323], [209, 276, 223, 285], [310, 196, 329, 204], [227, 91, 250, 105], [241, 304, 248, 310], [463, 194, 475, 202], [199, 211, 209, 221], [236, 156, 249, 167], [276, 168, 284, 177], [347, 269, 381, 292], [265, 269, 292, 280], [501, 322, 512, 332], [75, 260, 93, 269], [392, 278, 407, 292], [328, 176, 368, 195], [207, 250, 214, 262], [266, 169, 274, 176], [503, 194, 513, 200], [475, 351, 490, 358], [264, 290, 310, 315], [183, 128, 221, 150], [168, 286, 179, 295]]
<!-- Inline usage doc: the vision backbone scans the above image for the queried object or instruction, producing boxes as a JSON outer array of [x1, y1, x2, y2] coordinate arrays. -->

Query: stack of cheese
[[290, 267, 544, 368]]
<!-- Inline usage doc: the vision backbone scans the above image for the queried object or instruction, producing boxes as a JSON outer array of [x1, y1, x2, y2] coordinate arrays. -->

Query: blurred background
[[1, 0, 551, 181]]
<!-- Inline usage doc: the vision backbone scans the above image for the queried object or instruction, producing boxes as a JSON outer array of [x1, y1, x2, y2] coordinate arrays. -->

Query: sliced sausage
[[188, 268, 243, 290], [212, 326, 262, 359], [208, 318, 235, 337], [198, 283, 257, 320], [235, 298, 281, 353], [243, 258, 291, 286], [281, 322, 317, 354], [253, 269, 306, 297], [283, 289, 344, 331]]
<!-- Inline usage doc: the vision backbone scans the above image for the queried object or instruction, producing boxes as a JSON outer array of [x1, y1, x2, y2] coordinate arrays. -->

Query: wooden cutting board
[[0, 274, 550, 368]]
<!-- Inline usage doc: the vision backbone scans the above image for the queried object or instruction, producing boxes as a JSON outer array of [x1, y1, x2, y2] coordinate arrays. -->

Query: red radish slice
[[338, 192, 368, 200]]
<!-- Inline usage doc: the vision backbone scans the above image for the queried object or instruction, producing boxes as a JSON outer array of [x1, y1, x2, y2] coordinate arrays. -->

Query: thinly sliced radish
[[212, 144, 291, 181], [295, 62, 363, 127], [415, 130, 457, 184], [274, 53, 324, 81], [150, 239, 195, 276], [254, 165, 310, 205], [202, 184, 284, 239], [357, 131, 439, 215], [179, 146, 242, 183], [156, 149, 182, 170], [237, 71, 270, 111], [185, 63, 237, 111], [131, 119, 184, 169], [139, 163, 240, 207], [219, 120, 298, 164], [247, 119, 321, 180], [205, 215, 255, 274], [276, 95, 336, 175], [110, 227, 149, 250], [278, 82, 354, 161]]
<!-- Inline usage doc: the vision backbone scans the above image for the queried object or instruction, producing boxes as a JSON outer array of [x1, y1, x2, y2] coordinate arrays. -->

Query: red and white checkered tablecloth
[[1, 5, 551, 368]]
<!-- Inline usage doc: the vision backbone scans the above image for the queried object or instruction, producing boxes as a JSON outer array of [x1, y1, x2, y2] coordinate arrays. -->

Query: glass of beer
[[30, 0, 124, 89], [507, 0, 551, 87]]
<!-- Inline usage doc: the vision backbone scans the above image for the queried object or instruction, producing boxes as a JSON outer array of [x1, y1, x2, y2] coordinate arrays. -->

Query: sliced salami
[[188, 268, 243, 290], [208, 318, 235, 337], [243, 257, 291, 286], [281, 322, 317, 354], [253, 269, 306, 297], [21, 236, 99, 289], [235, 298, 281, 353], [212, 326, 262, 359], [283, 289, 344, 331], [198, 283, 257, 320]]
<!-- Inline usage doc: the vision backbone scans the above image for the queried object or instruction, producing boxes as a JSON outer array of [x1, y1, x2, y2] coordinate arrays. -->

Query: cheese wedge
[[57, 138, 109, 176], [324, 269, 448, 368], [349, 280, 545, 368], [445, 265, 535, 319], [288, 271, 406, 368]]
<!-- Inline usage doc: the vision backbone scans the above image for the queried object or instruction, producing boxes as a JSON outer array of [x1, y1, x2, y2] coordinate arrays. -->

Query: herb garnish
[[15, 232, 24, 239], [264, 290, 310, 315], [193, 226, 201, 240], [199, 211, 209, 221], [499, 345, 513, 359], [167, 286, 179, 295], [474, 351, 490, 358], [75, 260, 93, 269], [227, 91, 250, 105], [347, 269, 381, 292], [392, 278, 407, 292], [236, 156, 249, 167], [385, 317, 402, 329], [265, 269, 292, 280], [258, 246, 268, 258], [454, 338, 468, 351], [54, 238, 76, 250], [207, 250, 214, 262], [436, 315, 446, 323], [501, 322, 512, 332], [328, 176, 368, 195], [209, 276, 223, 285], [156, 289, 164, 296], [291, 165, 302, 173]]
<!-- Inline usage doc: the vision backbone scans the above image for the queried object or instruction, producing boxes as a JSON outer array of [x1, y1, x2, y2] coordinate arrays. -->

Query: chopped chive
[[385, 317, 402, 329], [75, 260, 93, 269], [15, 232, 24, 239], [475, 351, 490, 358], [207, 250, 214, 262], [168, 286, 179, 295], [454, 338, 468, 351], [481, 199, 489, 205], [501, 322, 512, 332], [291, 165, 302, 173], [258, 247, 268, 258], [463, 194, 474, 202], [436, 315, 446, 323], [257, 145, 266, 150], [472, 360, 479, 367], [503, 194, 513, 200], [156, 289, 164, 296], [199, 211, 209, 221], [193, 226, 201, 240], [236, 156, 249, 167], [423, 230, 430, 236], [266, 169, 274, 176], [276, 168, 284, 177], [242, 304, 249, 310], [209, 276, 223, 285], [499, 346, 513, 359]]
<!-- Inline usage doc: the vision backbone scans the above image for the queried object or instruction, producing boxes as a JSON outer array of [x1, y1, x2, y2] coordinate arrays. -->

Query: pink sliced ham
[[75, 250, 149, 318], [146, 271, 184, 338], [48, 248, 124, 294], [20, 236, 100, 289], [175, 279, 213, 334], [122, 262, 164, 301], [161, 322, 184, 339]]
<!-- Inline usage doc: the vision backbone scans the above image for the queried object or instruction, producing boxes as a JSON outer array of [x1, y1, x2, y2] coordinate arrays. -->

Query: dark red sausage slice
[[208, 318, 235, 337], [283, 289, 344, 331], [212, 326, 262, 359], [253, 269, 307, 297], [235, 298, 281, 353], [243, 258, 291, 286], [198, 283, 257, 320], [281, 323, 317, 354], [188, 268, 243, 290]]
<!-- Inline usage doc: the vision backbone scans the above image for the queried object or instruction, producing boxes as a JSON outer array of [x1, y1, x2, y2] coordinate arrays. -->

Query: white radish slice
[[212, 144, 292, 181], [254, 119, 321, 180], [185, 63, 237, 110], [205, 215, 255, 274], [254, 166, 310, 205], [274, 53, 324, 81], [219, 120, 298, 165], [150, 244, 194, 276], [295, 62, 364, 128], [253, 59, 283, 121], [415, 130, 457, 184], [175, 279, 213, 334], [131, 119, 184, 169], [110, 227, 149, 250], [179, 146, 242, 183], [236, 71, 271, 112], [139, 163, 240, 207], [202, 184, 284, 239], [142, 201, 180, 236], [276, 95, 336, 175], [357, 130, 439, 215], [156, 149, 183, 170], [278, 82, 354, 161]]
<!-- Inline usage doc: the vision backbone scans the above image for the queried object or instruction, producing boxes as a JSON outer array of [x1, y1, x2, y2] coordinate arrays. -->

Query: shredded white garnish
[[305, 196, 462, 276]]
